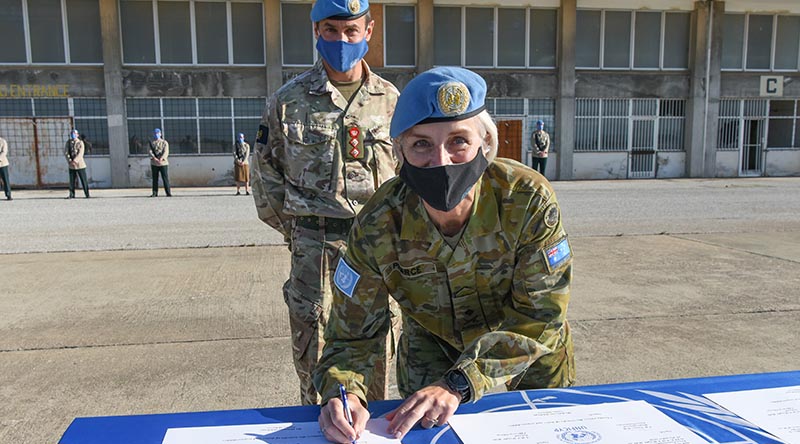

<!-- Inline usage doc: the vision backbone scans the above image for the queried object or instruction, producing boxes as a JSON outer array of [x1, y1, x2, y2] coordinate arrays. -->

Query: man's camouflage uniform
[[314, 158, 575, 406], [252, 59, 401, 405]]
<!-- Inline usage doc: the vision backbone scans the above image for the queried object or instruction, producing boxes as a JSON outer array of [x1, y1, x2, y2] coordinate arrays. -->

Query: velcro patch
[[333, 258, 360, 298], [256, 124, 269, 145], [542, 237, 571, 273]]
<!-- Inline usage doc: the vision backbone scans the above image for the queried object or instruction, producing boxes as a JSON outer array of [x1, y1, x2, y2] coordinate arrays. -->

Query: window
[[723, 13, 800, 71], [384, 5, 415, 67], [0, 0, 103, 64], [232, 3, 264, 64], [497, 9, 525, 67], [281, 3, 313, 65], [747, 15, 773, 70], [121, 0, 156, 63], [530, 9, 557, 68], [433, 7, 461, 66], [122, 0, 265, 65], [576, 98, 686, 152], [577, 9, 690, 70], [465, 8, 493, 67], [126, 97, 266, 155], [158, 1, 192, 64], [434, 6, 557, 68], [74, 98, 109, 155], [0, 0, 27, 62], [196, 1, 229, 64], [67, 0, 103, 63]]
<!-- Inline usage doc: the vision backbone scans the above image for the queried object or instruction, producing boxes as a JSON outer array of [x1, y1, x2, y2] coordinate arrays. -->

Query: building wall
[[2, 0, 800, 188]]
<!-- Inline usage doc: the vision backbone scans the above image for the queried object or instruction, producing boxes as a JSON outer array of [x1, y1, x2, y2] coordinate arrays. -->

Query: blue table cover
[[60, 370, 800, 444]]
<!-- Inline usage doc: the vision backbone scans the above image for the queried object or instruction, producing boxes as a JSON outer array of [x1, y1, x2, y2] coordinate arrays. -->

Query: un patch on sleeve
[[256, 124, 269, 145], [333, 258, 361, 298], [542, 237, 571, 273]]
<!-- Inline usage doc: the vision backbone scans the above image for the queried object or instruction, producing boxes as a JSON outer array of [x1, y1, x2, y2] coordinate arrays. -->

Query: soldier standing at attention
[[315, 68, 575, 443], [0, 136, 11, 200], [233, 132, 250, 196], [65, 129, 90, 199], [251, 0, 401, 405], [149, 128, 172, 197], [530, 119, 550, 176]]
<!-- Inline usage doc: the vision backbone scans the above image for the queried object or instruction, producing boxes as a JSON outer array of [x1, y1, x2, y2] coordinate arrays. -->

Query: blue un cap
[[311, 0, 370, 22], [390, 67, 487, 138]]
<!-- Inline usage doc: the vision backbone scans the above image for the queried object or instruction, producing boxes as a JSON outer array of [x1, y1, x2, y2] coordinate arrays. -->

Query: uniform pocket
[[283, 121, 337, 192], [365, 126, 397, 184]]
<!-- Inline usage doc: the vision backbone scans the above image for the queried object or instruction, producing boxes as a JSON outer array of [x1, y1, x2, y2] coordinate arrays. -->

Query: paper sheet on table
[[704, 385, 800, 444], [161, 417, 400, 444], [447, 400, 706, 444]]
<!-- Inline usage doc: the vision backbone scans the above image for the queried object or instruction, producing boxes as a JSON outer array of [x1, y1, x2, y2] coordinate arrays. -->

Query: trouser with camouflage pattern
[[396, 314, 574, 398], [285, 223, 401, 405]]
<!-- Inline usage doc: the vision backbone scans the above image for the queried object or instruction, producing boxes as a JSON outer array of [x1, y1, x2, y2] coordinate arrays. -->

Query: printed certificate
[[705, 385, 800, 444], [448, 400, 706, 444]]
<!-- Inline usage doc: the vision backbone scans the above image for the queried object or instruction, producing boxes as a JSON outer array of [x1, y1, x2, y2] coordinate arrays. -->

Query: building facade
[[1, 0, 799, 188]]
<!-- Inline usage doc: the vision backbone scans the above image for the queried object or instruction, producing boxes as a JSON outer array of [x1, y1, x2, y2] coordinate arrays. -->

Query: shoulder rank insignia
[[333, 257, 361, 298], [543, 202, 560, 228]]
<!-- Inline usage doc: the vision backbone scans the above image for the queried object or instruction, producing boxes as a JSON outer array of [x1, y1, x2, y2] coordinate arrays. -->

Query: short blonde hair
[[393, 110, 498, 165]]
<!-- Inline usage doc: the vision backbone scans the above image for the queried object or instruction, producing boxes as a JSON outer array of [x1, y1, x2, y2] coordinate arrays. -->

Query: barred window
[[576, 98, 686, 152], [126, 97, 266, 155]]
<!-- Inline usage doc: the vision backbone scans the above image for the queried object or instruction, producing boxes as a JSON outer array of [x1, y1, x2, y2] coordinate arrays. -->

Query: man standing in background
[[0, 136, 11, 200], [65, 129, 90, 199], [251, 0, 401, 405], [233, 132, 250, 196], [530, 120, 550, 176], [149, 128, 172, 197]]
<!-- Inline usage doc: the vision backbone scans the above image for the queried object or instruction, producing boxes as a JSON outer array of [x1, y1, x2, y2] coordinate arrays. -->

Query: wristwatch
[[443, 369, 471, 404]]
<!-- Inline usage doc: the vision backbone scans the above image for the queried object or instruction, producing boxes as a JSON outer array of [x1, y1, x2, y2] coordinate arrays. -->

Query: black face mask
[[399, 149, 489, 212]]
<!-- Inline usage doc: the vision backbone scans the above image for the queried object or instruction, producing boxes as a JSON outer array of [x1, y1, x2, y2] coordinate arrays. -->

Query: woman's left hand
[[384, 380, 461, 439]]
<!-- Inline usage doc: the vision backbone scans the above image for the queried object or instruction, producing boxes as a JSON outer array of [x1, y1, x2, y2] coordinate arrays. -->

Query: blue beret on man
[[311, 0, 370, 22], [390, 67, 487, 138]]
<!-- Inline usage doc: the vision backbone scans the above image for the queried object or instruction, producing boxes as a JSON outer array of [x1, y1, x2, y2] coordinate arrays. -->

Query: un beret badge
[[543, 202, 560, 228], [437, 82, 470, 116], [348, 0, 360, 14]]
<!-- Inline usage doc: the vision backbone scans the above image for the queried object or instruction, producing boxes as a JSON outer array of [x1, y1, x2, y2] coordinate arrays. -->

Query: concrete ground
[[0, 178, 799, 444]]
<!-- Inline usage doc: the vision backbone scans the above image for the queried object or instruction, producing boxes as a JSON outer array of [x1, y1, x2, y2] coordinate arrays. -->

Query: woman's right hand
[[318, 394, 370, 443]]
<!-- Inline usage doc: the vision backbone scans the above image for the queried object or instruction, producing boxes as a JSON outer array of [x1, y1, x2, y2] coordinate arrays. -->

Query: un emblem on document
[[557, 430, 601, 444], [437, 82, 470, 116]]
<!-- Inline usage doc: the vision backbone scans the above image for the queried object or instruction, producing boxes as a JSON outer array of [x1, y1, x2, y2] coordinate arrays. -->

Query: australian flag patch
[[543, 237, 571, 273]]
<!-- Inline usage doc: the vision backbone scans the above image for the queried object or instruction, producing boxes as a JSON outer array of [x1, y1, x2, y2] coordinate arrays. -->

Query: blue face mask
[[315, 37, 369, 73], [70, 132, 78, 140]]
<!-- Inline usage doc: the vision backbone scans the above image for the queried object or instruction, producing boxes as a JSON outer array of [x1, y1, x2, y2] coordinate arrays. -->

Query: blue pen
[[339, 384, 357, 444]]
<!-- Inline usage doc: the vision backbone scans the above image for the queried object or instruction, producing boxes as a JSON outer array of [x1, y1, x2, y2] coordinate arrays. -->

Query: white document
[[704, 385, 800, 444], [448, 400, 706, 444], [162, 417, 401, 444]]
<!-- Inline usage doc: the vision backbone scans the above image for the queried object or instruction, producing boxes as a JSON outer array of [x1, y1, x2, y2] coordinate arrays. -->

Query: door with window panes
[[628, 100, 657, 178]]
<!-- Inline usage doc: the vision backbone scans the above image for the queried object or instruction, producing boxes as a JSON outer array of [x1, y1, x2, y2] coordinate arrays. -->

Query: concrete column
[[98, 0, 130, 188], [417, 0, 434, 72], [265, 0, 283, 96], [686, 1, 722, 178], [556, 0, 576, 181]]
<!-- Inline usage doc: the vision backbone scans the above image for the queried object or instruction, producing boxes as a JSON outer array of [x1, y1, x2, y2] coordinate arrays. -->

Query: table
[[60, 370, 800, 444]]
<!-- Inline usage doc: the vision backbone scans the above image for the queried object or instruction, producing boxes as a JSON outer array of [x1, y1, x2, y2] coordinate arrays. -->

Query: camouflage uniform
[[252, 60, 401, 405], [314, 158, 575, 406], [530, 128, 550, 175]]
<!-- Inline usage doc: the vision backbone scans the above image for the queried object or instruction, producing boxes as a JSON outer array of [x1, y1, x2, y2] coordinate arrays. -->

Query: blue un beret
[[390, 67, 487, 138], [311, 0, 370, 22]]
